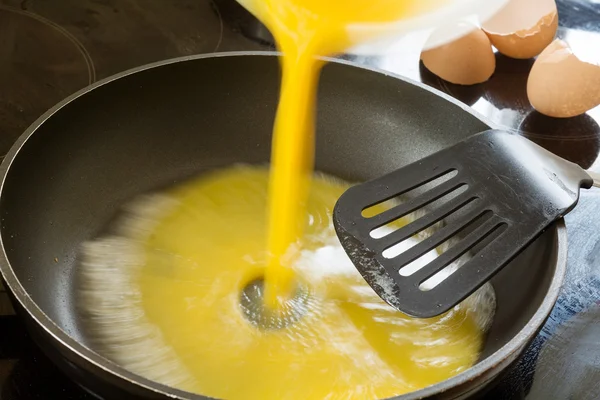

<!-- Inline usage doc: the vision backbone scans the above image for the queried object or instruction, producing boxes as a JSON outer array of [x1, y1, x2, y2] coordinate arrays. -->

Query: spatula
[[333, 129, 599, 318]]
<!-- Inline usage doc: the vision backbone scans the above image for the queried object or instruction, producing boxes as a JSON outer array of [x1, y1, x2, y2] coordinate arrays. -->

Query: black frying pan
[[0, 52, 566, 399]]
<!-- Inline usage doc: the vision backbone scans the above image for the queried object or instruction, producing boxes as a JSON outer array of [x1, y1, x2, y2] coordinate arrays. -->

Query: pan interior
[[0, 54, 558, 387]]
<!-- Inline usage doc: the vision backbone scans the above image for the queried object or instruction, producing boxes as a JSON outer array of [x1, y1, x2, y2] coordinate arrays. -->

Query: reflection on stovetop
[[0, 0, 598, 399]]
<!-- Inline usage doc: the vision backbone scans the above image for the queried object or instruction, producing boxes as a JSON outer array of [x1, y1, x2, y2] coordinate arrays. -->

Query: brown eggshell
[[482, 0, 558, 59], [420, 23, 496, 86], [527, 40, 600, 118]]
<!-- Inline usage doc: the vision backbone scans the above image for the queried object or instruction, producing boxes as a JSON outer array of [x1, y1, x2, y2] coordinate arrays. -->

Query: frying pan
[[0, 52, 566, 399]]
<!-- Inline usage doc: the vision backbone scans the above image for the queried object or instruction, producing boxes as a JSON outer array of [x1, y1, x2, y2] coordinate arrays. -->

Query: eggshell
[[481, 0, 558, 59], [527, 40, 600, 118], [420, 23, 495, 86]]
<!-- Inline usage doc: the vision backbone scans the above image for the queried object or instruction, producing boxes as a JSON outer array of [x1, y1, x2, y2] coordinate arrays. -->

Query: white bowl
[[236, 0, 509, 54]]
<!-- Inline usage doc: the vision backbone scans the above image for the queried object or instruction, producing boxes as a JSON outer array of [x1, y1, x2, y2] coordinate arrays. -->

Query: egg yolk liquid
[[132, 166, 492, 399], [255, 0, 452, 306]]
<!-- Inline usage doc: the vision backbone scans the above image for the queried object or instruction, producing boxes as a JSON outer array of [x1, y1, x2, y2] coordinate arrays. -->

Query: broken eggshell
[[527, 40, 600, 118], [420, 22, 495, 86], [481, 0, 558, 59]]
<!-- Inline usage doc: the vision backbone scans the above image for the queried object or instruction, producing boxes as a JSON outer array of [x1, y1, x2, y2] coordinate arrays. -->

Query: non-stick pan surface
[[0, 53, 566, 399]]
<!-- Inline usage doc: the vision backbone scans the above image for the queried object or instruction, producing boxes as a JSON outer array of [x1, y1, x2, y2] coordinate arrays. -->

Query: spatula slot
[[372, 192, 477, 254], [418, 222, 508, 291], [361, 169, 458, 218], [390, 209, 494, 277], [366, 179, 468, 233], [408, 218, 507, 289], [380, 198, 484, 261], [370, 184, 470, 239]]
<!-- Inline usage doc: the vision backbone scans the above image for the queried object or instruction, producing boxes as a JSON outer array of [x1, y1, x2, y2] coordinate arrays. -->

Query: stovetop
[[0, 0, 598, 399]]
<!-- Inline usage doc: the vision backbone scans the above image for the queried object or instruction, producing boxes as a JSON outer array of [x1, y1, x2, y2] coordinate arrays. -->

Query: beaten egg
[[80, 166, 497, 400]]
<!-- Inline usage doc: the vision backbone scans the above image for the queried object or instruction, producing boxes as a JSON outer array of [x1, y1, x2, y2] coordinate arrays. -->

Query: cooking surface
[[0, 0, 598, 399]]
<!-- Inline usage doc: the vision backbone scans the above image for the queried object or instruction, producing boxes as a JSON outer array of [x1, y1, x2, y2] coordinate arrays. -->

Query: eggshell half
[[420, 23, 495, 86], [527, 40, 600, 118], [482, 0, 558, 59]]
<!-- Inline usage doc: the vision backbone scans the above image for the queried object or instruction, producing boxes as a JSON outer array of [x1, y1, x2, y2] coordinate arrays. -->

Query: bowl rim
[[0, 51, 568, 400]]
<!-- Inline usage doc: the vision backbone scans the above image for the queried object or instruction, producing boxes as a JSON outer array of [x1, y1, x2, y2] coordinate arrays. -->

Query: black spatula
[[333, 129, 599, 318]]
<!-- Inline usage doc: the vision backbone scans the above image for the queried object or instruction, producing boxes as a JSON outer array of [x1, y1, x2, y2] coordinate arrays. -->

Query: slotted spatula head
[[333, 130, 593, 318]]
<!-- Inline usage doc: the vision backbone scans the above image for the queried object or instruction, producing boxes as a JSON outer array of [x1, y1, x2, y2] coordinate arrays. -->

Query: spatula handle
[[588, 171, 600, 188]]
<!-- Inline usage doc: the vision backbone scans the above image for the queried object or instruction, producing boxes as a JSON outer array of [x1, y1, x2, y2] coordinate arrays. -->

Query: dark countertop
[[0, 0, 598, 399]]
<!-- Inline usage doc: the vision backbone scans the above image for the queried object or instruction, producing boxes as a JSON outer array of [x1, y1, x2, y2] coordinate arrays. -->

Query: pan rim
[[0, 51, 567, 400]]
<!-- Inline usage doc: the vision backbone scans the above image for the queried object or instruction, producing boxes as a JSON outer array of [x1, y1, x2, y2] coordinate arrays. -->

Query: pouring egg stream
[[255, 0, 456, 308], [78, 1, 502, 399]]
